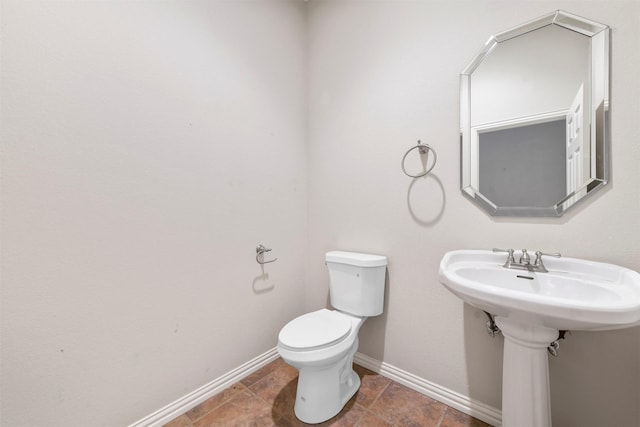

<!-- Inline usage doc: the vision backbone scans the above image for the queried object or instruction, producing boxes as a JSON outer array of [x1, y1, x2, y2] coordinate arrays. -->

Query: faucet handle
[[493, 248, 515, 267], [534, 251, 561, 263], [533, 251, 561, 272], [493, 248, 514, 258], [492, 248, 514, 255]]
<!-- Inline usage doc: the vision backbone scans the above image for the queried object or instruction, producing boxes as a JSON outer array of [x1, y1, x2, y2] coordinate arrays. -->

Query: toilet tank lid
[[325, 251, 387, 267]]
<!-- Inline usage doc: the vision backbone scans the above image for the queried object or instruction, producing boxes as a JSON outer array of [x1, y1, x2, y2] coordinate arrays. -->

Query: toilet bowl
[[277, 251, 387, 424], [278, 309, 365, 424]]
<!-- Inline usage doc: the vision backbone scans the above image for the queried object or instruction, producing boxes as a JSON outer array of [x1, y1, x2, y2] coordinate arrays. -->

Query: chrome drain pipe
[[548, 330, 569, 357], [482, 312, 569, 356]]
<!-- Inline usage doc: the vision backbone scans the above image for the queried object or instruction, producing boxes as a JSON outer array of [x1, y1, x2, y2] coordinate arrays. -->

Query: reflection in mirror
[[460, 11, 610, 216]]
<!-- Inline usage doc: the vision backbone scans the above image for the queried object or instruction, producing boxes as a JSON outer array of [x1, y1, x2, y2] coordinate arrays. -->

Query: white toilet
[[277, 250, 387, 424]]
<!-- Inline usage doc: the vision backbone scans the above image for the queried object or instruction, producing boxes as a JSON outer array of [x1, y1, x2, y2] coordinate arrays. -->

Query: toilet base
[[292, 338, 360, 424]]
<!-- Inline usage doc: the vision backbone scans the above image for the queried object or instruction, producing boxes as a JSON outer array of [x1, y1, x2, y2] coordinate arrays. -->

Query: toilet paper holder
[[256, 244, 278, 265]]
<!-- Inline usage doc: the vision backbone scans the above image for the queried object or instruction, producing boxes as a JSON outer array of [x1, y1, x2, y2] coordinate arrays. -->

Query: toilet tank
[[325, 251, 387, 317]]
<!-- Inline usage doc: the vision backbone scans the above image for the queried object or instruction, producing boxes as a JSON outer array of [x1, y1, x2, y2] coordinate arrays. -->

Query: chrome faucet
[[493, 248, 561, 273]]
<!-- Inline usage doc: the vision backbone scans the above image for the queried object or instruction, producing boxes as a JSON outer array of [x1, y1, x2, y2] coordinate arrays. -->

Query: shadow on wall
[[326, 269, 390, 362], [548, 326, 640, 427], [253, 270, 275, 294], [463, 304, 504, 412], [406, 174, 446, 226]]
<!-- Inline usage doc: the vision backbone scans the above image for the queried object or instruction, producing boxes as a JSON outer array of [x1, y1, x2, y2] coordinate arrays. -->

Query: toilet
[[277, 250, 387, 424]]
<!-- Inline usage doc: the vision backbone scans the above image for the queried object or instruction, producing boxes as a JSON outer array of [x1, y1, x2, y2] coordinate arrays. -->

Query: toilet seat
[[279, 309, 352, 351]]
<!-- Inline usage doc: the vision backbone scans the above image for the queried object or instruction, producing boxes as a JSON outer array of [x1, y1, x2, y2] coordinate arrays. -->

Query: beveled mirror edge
[[553, 10, 609, 36], [462, 10, 610, 76], [493, 11, 556, 42], [461, 37, 497, 75], [460, 11, 611, 217], [493, 10, 608, 42], [592, 29, 611, 183]]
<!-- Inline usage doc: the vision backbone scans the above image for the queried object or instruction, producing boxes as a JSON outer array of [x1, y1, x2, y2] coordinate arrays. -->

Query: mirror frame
[[460, 10, 610, 216]]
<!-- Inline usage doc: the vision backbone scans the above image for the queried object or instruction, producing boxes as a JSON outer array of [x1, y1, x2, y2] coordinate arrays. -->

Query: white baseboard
[[354, 352, 502, 427], [129, 348, 501, 427], [127, 348, 279, 427]]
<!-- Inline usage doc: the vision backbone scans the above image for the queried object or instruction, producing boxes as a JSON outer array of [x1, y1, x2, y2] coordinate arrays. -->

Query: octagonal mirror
[[460, 10, 610, 216]]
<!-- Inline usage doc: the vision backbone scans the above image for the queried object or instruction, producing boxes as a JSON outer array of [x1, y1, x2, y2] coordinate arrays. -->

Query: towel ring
[[401, 140, 437, 178]]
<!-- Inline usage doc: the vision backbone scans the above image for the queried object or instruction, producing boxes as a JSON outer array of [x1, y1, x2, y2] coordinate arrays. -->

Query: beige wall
[[2, 1, 639, 426], [0, 1, 307, 425], [307, 1, 639, 427]]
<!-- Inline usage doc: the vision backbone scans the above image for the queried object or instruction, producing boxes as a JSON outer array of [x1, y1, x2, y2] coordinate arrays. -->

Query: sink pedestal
[[440, 250, 640, 426], [495, 317, 558, 427]]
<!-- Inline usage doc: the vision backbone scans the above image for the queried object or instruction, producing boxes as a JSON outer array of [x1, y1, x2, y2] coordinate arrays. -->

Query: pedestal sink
[[439, 250, 640, 427]]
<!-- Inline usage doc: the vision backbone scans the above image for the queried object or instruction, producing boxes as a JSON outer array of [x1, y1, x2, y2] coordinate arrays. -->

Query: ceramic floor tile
[[276, 399, 367, 427], [353, 364, 392, 408], [355, 410, 395, 427], [369, 381, 447, 427], [315, 401, 367, 427], [192, 390, 273, 427], [163, 414, 192, 427], [241, 357, 291, 387], [184, 382, 246, 422], [162, 358, 493, 427], [248, 363, 299, 418]]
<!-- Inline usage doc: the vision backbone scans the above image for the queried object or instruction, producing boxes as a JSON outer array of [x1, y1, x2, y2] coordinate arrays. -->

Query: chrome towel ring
[[401, 140, 437, 178], [256, 244, 277, 264]]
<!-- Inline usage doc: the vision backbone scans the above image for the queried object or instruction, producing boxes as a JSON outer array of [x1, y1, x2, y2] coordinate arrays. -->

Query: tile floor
[[163, 358, 491, 427]]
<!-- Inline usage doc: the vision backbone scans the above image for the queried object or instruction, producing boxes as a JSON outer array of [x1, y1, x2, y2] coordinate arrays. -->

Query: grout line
[[173, 358, 488, 427], [357, 407, 398, 427], [435, 405, 448, 427], [361, 371, 393, 425], [134, 348, 280, 427], [184, 382, 249, 424], [366, 377, 392, 410], [243, 362, 297, 423], [355, 352, 500, 426], [245, 380, 279, 414], [352, 408, 368, 427], [241, 359, 282, 388], [350, 404, 366, 427]]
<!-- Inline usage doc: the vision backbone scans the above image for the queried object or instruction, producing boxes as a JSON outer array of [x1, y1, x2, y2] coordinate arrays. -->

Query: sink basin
[[439, 249, 640, 427], [439, 249, 640, 331]]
